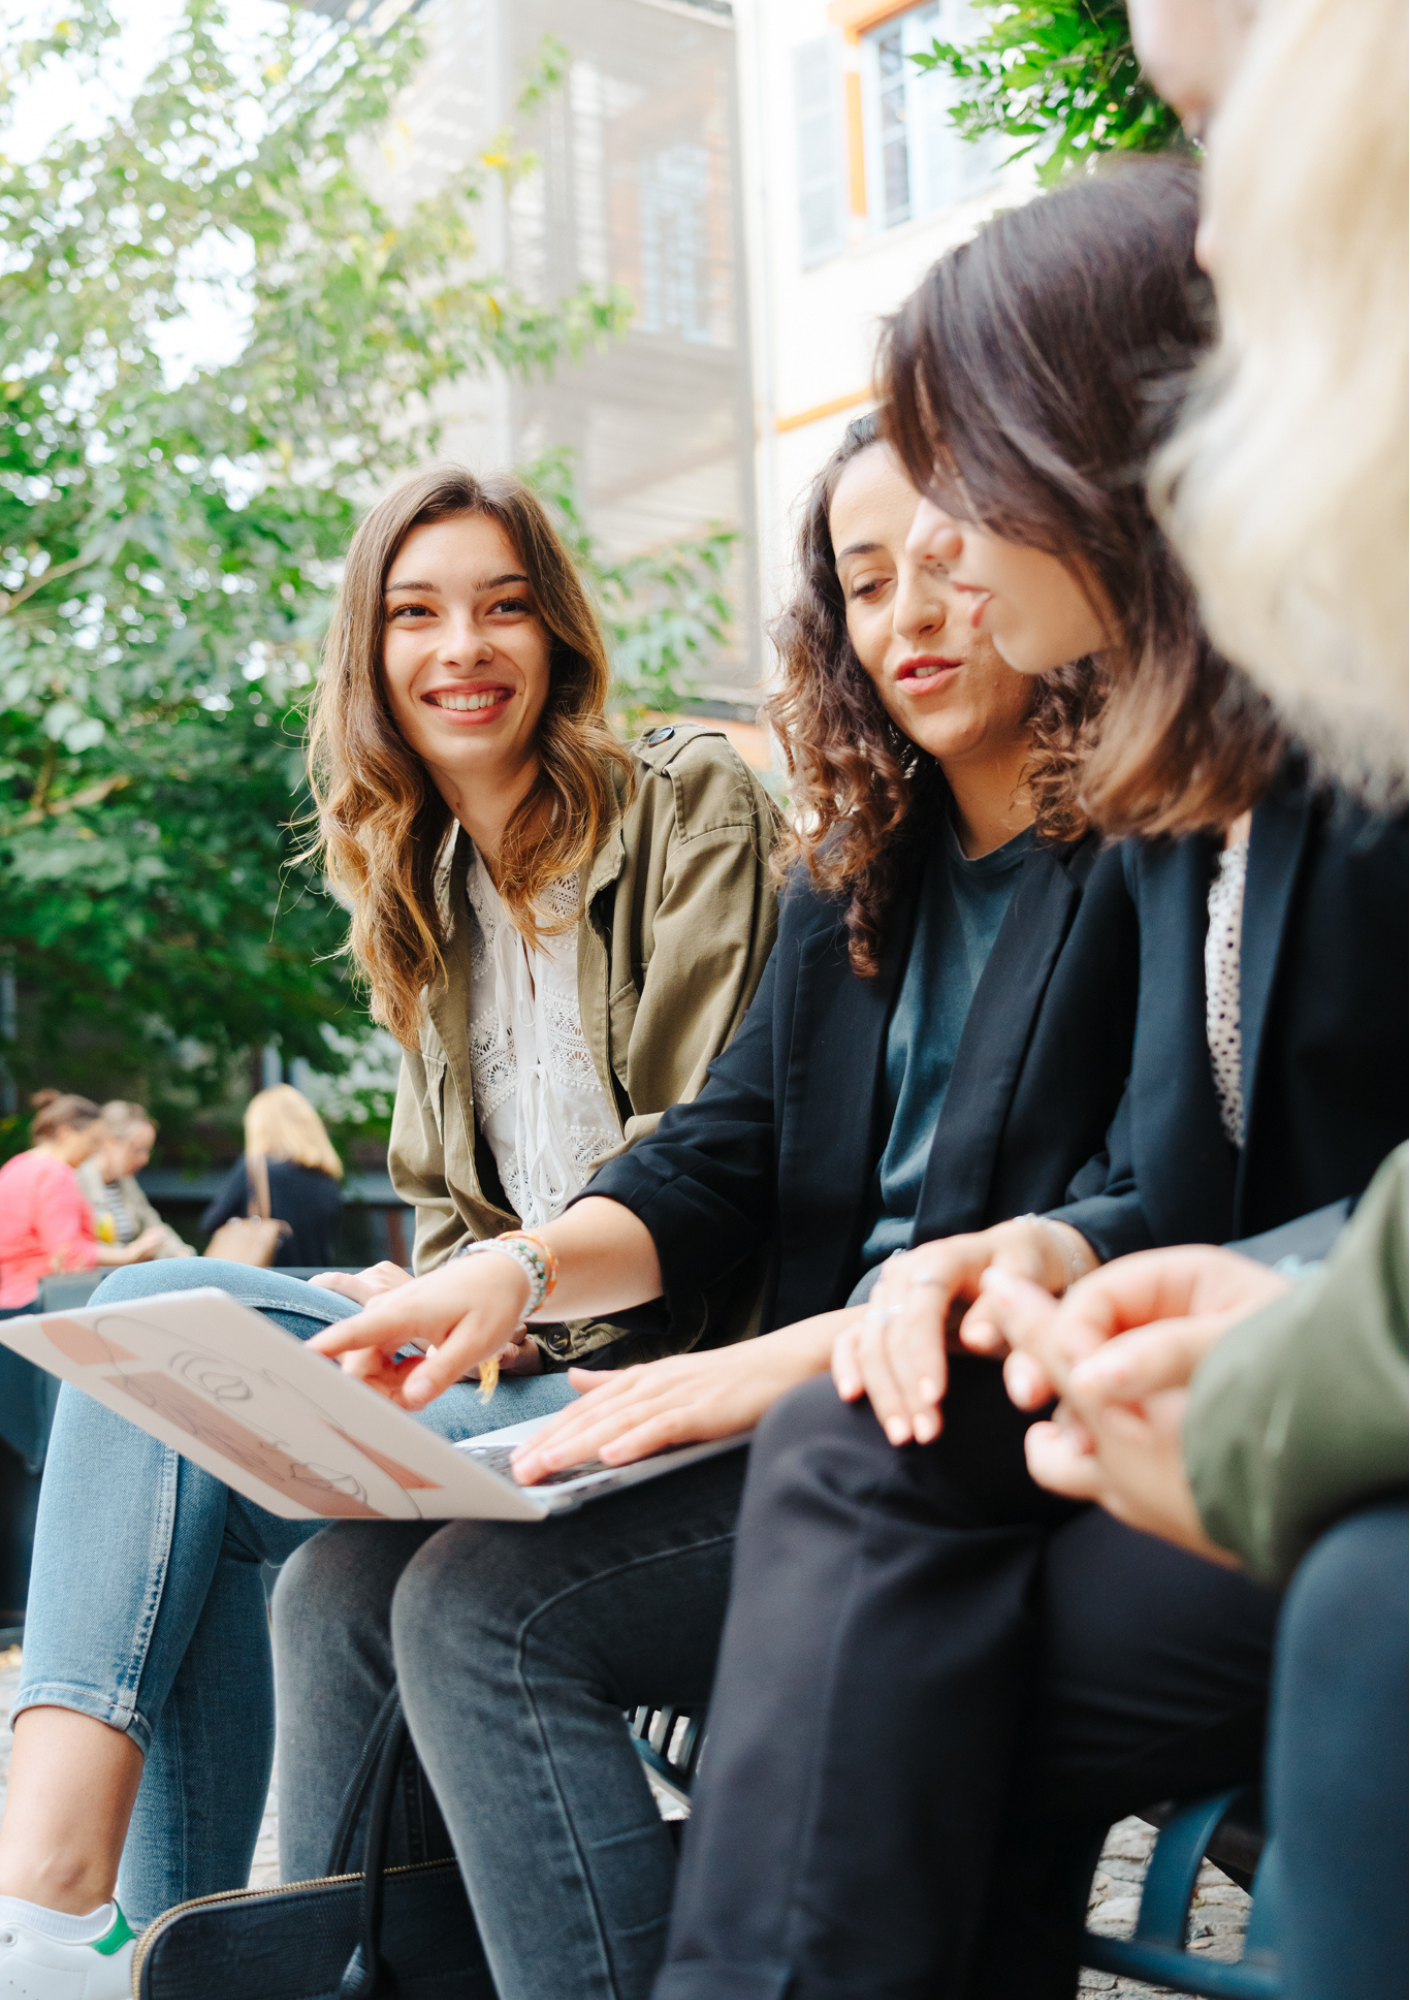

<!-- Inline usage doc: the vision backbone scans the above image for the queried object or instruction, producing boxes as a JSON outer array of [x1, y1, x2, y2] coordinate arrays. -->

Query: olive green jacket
[[388, 725, 781, 1364], [1185, 1144, 1408, 1586]]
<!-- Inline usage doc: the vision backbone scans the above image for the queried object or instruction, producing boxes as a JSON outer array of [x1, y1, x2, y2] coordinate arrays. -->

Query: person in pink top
[[0, 1093, 163, 1313]]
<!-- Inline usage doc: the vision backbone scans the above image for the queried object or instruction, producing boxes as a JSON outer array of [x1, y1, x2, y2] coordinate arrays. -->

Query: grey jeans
[[272, 1448, 747, 2000]]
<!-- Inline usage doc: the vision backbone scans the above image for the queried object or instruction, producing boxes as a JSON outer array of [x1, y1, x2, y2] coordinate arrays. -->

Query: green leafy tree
[[525, 449, 737, 730], [0, 2, 734, 1157], [915, 1, 1183, 186]]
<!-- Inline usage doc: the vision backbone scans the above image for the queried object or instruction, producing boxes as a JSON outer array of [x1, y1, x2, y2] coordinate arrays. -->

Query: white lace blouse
[[1204, 838, 1249, 1149], [464, 848, 622, 1229]]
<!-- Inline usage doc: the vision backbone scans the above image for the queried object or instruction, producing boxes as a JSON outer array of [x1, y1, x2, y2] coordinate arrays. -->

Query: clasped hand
[[975, 1245, 1291, 1557], [830, 1216, 1095, 1446]]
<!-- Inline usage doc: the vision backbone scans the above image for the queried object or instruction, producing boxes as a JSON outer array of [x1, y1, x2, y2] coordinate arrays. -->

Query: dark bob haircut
[[879, 157, 1284, 837]]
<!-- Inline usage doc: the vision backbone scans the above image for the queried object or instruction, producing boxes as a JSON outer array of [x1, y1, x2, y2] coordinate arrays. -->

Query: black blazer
[[1052, 775, 1408, 1259], [201, 1156, 344, 1268], [586, 830, 1139, 1336]]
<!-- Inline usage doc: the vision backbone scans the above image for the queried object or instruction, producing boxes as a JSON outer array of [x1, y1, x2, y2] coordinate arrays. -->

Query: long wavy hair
[[881, 157, 1285, 839], [308, 466, 633, 1046], [765, 415, 1105, 978]]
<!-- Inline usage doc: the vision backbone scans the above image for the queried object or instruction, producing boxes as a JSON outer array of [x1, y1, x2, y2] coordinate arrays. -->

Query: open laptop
[[0, 1288, 749, 1523]]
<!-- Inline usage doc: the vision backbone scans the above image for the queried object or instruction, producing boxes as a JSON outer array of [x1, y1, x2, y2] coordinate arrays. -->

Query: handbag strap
[[338, 1693, 409, 2000], [326, 1686, 404, 1877], [246, 1152, 273, 1222]]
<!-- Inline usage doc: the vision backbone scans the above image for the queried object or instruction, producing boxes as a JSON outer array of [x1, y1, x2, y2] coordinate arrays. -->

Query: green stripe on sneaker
[[92, 1904, 136, 1956]]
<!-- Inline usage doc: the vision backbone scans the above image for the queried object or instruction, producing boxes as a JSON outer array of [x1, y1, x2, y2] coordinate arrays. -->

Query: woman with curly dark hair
[[271, 423, 1141, 2000]]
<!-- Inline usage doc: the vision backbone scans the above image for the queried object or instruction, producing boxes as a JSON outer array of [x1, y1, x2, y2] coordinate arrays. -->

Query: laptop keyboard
[[460, 1440, 610, 1489]]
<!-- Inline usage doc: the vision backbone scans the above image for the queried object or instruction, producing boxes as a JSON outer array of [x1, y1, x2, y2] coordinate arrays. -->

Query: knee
[[392, 1529, 473, 1668], [90, 1257, 262, 1305], [754, 1371, 855, 1460], [273, 1525, 377, 1664], [746, 1373, 881, 1512], [1279, 1502, 1408, 1690], [391, 1523, 517, 1681], [89, 1261, 192, 1304]]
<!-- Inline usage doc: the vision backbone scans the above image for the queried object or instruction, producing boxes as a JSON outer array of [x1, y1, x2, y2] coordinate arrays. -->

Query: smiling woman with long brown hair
[[0, 463, 780, 1983]]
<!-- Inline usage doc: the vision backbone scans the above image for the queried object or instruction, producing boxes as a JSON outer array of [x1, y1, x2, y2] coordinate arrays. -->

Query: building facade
[[734, 0, 1029, 618], [322, 0, 1027, 693], [326, 0, 761, 691]]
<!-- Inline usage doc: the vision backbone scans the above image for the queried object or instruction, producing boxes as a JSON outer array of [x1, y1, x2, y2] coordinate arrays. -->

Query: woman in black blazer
[[653, 164, 1407, 2000], [270, 424, 1135, 2000]]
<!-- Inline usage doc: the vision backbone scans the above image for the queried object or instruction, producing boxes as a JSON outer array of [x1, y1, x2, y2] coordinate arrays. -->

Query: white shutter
[[793, 38, 844, 268]]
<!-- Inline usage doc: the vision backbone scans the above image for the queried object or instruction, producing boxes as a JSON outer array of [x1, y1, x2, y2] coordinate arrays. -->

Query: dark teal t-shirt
[[853, 817, 1034, 1290]]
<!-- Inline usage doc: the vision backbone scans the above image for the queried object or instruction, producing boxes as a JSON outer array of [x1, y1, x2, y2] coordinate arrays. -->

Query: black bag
[[134, 1690, 493, 1999]]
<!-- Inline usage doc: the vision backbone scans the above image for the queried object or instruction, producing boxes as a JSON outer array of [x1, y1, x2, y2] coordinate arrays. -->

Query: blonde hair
[[243, 1085, 343, 1180], [307, 466, 633, 1048], [100, 1100, 156, 1141], [1154, 0, 1408, 804]]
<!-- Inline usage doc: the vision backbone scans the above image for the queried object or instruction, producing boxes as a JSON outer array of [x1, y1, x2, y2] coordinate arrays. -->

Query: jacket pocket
[[607, 976, 641, 1092]]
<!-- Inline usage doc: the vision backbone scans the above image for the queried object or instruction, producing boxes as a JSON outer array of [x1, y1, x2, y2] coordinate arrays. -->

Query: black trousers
[[655, 1362, 1279, 2000]]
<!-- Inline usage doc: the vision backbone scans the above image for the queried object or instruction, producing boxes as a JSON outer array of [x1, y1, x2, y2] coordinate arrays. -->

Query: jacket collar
[[771, 864, 921, 1321]]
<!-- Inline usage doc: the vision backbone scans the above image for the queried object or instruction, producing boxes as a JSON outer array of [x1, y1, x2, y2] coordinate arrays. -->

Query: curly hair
[[764, 416, 1106, 979]]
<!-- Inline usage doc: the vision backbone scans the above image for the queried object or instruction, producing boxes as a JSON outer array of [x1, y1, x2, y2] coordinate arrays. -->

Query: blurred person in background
[[0, 1094, 165, 1542], [0, 1094, 164, 1317], [75, 1103, 193, 1262], [200, 1084, 344, 1267]]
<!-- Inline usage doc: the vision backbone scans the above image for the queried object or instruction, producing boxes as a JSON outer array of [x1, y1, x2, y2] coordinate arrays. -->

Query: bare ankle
[[0, 1706, 142, 1916], [0, 1852, 116, 1916]]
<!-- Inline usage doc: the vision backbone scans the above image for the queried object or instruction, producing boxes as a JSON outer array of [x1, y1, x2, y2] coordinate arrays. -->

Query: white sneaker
[[0, 1903, 136, 1998]]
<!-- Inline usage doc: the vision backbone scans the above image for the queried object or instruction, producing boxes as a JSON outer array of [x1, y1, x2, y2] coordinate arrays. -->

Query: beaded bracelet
[[454, 1230, 560, 1318]]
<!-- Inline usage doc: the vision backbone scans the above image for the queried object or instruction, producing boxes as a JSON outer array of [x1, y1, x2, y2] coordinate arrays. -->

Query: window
[[640, 143, 712, 341], [862, 0, 998, 231], [793, 37, 845, 268]]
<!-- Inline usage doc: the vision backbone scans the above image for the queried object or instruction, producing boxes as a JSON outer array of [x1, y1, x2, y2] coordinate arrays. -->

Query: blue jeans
[[1269, 1501, 1408, 2000], [14, 1259, 576, 1927]]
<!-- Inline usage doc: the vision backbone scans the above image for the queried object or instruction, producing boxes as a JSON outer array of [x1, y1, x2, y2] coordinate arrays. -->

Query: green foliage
[[526, 449, 737, 730], [0, 1, 649, 1143], [914, 0, 1184, 186]]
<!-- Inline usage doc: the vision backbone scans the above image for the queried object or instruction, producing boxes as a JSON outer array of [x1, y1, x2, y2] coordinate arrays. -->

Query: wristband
[[453, 1230, 560, 1319]]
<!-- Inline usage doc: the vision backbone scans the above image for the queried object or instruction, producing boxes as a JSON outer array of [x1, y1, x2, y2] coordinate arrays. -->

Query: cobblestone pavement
[[0, 1647, 1250, 1993]]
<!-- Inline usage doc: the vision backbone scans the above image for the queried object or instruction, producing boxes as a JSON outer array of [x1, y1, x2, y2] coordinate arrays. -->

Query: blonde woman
[[199, 1085, 343, 1267], [0, 465, 778, 1995], [75, 1102, 193, 1262]]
